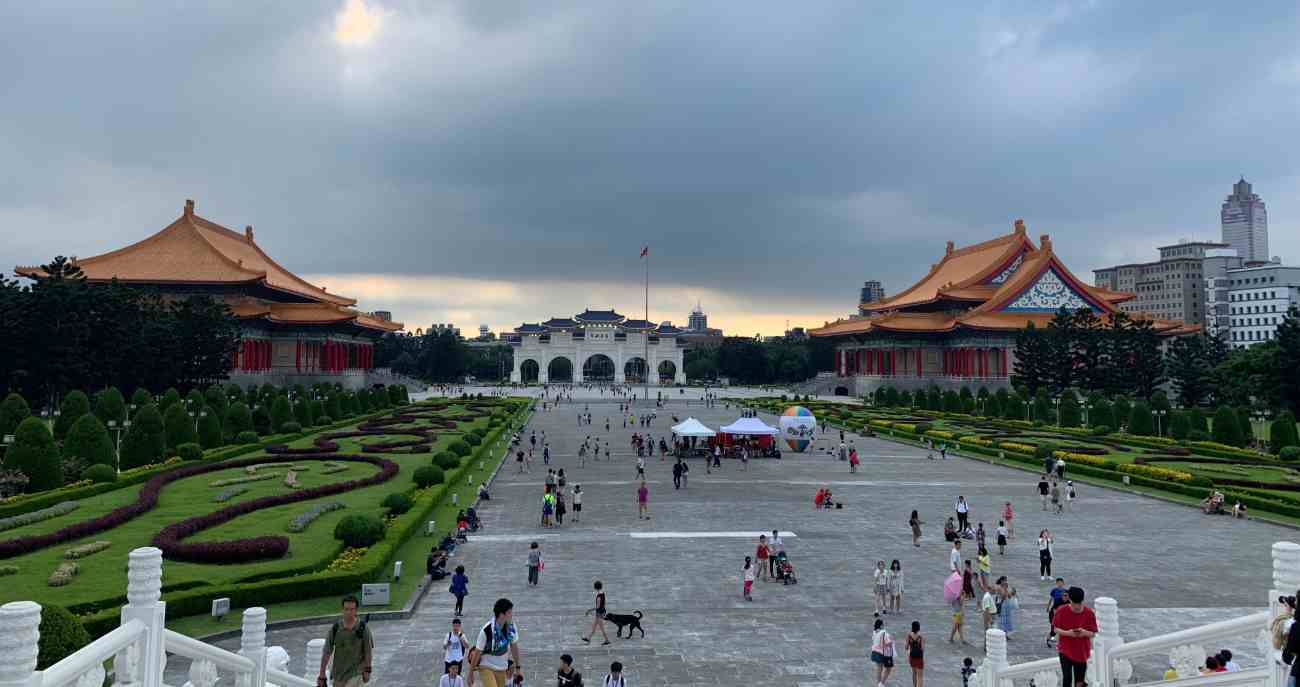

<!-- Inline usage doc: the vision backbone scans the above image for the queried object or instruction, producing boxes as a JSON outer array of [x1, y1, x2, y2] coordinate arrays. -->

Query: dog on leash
[[586, 609, 646, 638]]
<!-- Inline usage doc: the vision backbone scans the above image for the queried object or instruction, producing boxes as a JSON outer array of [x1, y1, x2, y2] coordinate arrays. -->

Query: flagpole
[[644, 246, 649, 403]]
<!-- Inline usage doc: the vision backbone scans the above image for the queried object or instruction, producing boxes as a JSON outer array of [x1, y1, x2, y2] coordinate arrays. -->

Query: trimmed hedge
[[0, 501, 79, 533], [414, 465, 445, 487], [448, 440, 471, 457], [82, 464, 117, 484], [381, 493, 414, 515], [334, 514, 386, 548]]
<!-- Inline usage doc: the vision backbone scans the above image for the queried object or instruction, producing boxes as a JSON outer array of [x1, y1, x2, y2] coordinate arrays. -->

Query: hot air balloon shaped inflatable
[[779, 406, 818, 452]]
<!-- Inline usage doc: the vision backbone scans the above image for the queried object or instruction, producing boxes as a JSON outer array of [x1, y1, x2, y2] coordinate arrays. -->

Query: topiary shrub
[[176, 442, 203, 462], [36, 604, 91, 669], [281, 421, 302, 434], [381, 493, 413, 515], [0, 392, 31, 440], [433, 452, 459, 470], [235, 430, 259, 445], [120, 404, 165, 470], [63, 413, 114, 467], [53, 390, 91, 441], [1169, 411, 1191, 441], [316, 415, 333, 426], [334, 513, 386, 548], [1271, 411, 1300, 454], [93, 387, 126, 427], [1188, 429, 1210, 442], [251, 405, 272, 436], [224, 402, 253, 440], [449, 440, 471, 457], [82, 463, 117, 484], [5, 417, 61, 492], [326, 394, 343, 421], [1212, 406, 1244, 447], [1128, 401, 1154, 436], [197, 406, 223, 450], [294, 399, 313, 428], [163, 402, 197, 450], [414, 465, 445, 487], [463, 433, 481, 447], [1280, 446, 1300, 463], [1088, 425, 1113, 436], [310, 400, 326, 424]]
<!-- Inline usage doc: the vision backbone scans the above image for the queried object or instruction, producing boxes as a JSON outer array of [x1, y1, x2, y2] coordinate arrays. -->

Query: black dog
[[590, 609, 645, 638]]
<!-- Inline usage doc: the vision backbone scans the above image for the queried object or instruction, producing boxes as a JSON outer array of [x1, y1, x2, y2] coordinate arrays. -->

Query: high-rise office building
[[1093, 240, 1230, 327], [858, 280, 886, 315], [687, 302, 709, 332], [1227, 264, 1300, 349], [1221, 178, 1269, 263]]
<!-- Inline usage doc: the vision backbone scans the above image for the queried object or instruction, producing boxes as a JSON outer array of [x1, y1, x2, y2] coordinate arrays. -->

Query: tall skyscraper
[[687, 302, 708, 332], [858, 280, 885, 315], [1221, 178, 1268, 263]]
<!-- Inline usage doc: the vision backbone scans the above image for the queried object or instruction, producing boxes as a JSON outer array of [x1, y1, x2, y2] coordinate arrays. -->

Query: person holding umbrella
[[944, 570, 967, 644]]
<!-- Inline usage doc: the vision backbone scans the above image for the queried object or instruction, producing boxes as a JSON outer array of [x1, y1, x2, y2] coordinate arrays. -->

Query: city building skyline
[[1093, 240, 1229, 328], [1221, 178, 1270, 264], [1227, 264, 1300, 349]]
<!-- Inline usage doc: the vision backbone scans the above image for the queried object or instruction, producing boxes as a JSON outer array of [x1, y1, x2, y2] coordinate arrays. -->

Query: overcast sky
[[4, 1, 1299, 335]]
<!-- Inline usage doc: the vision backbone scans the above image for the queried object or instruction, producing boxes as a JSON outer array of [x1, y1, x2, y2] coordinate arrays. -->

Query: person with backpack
[[556, 653, 584, 687], [601, 661, 626, 687], [317, 595, 374, 687], [467, 598, 521, 687], [450, 565, 469, 618], [443, 617, 470, 674]]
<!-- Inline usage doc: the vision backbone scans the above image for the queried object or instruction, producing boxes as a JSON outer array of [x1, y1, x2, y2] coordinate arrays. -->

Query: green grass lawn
[[0, 401, 514, 615]]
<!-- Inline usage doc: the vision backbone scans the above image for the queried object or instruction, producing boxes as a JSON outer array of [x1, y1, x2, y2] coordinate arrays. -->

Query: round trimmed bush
[[449, 440, 471, 457], [1188, 429, 1210, 442], [433, 452, 459, 470], [316, 415, 333, 426], [470, 427, 488, 438], [381, 493, 414, 514], [334, 514, 386, 548], [36, 605, 91, 669], [281, 421, 302, 434], [1281, 446, 1300, 463], [176, 442, 203, 461], [82, 463, 117, 484], [463, 433, 481, 447], [1088, 425, 1113, 436], [235, 430, 259, 445], [414, 465, 445, 487]]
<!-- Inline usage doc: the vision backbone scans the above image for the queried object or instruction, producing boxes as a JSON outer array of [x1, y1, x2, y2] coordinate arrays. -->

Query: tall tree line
[[1, 258, 241, 408], [375, 330, 513, 382], [684, 336, 836, 385]]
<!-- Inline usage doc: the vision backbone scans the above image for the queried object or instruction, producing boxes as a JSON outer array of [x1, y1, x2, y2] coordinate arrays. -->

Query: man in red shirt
[[1052, 586, 1098, 687]]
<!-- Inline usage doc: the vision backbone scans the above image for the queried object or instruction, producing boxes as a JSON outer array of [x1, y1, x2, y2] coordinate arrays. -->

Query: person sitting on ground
[[456, 511, 470, 541], [427, 547, 449, 580], [1234, 500, 1248, 519], [944, 517, 958, 542], [961, 524, 976, 540], [477, 482, 490, 501]]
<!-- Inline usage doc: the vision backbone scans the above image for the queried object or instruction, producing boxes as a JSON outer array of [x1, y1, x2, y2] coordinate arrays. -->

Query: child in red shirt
[[756, 535, 770, 581]]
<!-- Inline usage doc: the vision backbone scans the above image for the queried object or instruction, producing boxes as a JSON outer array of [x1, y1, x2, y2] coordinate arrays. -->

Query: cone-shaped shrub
[[224, 402, 254, 440], [270, 397, 292, 433], [163, 402, 197, 450], [53, 391, 91, 440], [1128, 401, 1154, 436], [159, 388, 182, 414], [1212, 406, 1244, 447], [94, 387, 126, 427], [64, 414, 114, 467], [0, 392, 31, 439], [120, 404, 165, 469], [197, 406, 223, 449], [6, 417, 62, 491]]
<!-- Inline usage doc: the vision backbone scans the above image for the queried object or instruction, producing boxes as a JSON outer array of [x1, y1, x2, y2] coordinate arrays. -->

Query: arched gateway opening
[[624, 357, 647, 384], [583, 354, 615, 382], [658, 360, 677, 384], [547, 357, 573, 383], [520, 359, 539, 383]]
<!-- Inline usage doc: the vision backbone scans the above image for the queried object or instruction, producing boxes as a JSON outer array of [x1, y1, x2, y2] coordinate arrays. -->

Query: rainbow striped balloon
[[779, 405, 818, 452]]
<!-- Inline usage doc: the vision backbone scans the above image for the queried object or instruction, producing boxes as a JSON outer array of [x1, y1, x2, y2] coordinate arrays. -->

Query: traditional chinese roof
[[16, 200, 357, 306], [812, 224, 1194, 338], [229, 301, 403, 333], [656, 324, 683, 334], [575, 309, 625, 323], [516, 323, 546, 334], [621, 319, 656, 330], [542, 318, 577, 328]]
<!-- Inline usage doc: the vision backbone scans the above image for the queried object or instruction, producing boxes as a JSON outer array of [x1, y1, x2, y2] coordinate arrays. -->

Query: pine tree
[[1277, 306, 1300, 415], [1168, 335, 1211, 407], [1012, 322, 1050, 396], [1236, 407, 1255, 447], [63, 413, 115, 467], [5, 417, 62, 492], [1033, 388, 1052, 424], [1189, 406, 1208, 433], [1058, 390, 1081, 427], [162, 402, 197, 450], [1128, 401, 1154, 436]]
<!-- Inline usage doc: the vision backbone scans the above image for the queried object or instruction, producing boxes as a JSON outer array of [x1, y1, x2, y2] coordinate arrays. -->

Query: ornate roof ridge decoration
[[15, 199, 357, 307], [228, 300, 402, 332], [575, 308, 626, 322]]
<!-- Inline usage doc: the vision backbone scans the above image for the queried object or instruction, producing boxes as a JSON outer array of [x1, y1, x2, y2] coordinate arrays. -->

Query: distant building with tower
[[859, 280, 886, 315], [1093, 240, 1238, 329], [1221, 178, 1269, 263], [681, 302, 723, 346]]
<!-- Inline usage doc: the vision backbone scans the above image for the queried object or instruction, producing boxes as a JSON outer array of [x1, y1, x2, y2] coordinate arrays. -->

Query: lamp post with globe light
[[106, 419, 131, 475]]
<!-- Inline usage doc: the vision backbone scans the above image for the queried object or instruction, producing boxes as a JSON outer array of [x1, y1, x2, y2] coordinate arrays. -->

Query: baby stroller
[[466, 507, 482, 532], [774, 552, 797, 585]]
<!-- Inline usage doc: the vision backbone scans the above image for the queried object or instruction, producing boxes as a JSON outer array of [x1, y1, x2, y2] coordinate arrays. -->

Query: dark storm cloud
[[4, 1, 1300, 313]]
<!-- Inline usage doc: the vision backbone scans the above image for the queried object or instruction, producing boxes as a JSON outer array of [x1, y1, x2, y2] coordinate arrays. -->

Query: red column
[[916, 349, 923, 377], [1001, 348, 1009, 377]]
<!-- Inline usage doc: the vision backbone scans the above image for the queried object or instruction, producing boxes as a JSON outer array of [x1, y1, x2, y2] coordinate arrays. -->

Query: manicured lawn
[[0, 401, 512, 614]]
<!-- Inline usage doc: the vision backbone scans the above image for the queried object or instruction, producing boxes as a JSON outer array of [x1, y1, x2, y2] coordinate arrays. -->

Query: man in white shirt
[[438, 663, 466, 687], [950, 540, 963, 573], [955, 496, 970, 531], [443, 618, 468, 674], [769, 530, 785, 577], [467, 598, 521, 687]]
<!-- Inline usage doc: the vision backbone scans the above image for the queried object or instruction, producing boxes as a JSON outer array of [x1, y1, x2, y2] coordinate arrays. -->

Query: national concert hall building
[[809, 220, 1197, 396], [15, 199, 403, 390]]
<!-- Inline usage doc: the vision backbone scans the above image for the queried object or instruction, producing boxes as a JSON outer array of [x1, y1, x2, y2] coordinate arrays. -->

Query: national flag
[[640, 246, 648, 258]]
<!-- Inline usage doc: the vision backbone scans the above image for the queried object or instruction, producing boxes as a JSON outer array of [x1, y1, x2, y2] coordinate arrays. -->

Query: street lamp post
[[1251, 410, 1268, 448], [40, 408, 61, 434], [1082, 402, 1092, 427], [1053, 397, 1061, 427], [106, 419, 131, 474], [1154, 409, 1167, 437]]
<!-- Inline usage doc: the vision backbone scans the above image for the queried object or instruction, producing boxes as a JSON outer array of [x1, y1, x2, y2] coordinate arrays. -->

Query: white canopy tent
[[671, 417, 717, 437], [718, 417, 780, 436]]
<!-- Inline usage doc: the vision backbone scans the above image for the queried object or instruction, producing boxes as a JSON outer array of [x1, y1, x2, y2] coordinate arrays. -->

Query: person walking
[[756, 535, 771, 582], [679, 458, 688, 488], [581, 582, 612, 645], [450, 565, 470, 617], [997, 581, 1019, 640], [466, 598, 521, 687], [317, 595, 374, 687], [769, 530, 784, 577], [1046, 578, 1068, 646], [543, 444, 551, 466], [672, 460, 682, 490], [905, 621, 925, 687], [849, 445, 861, 473], [443, 617, 470, 675], [839, 441, 848, 462], [1038, 530, 1055, 580], [874, 560, 889, 614], [909, 510, 923, 547], [954, 496, 970, 531], [1038, 475, 1051, 510], [527, 542, 543, 586], [889, 559, 905, 613], [1050, 481, 1062, 515], [742, 556, 755, 601], [1002, 502, 1015, 540], [949, 539, 962, 573], [636, 480, 649, 520], [1066, 481, 1077, 510], [572, 484, 582, 523], [996, 521, 1009, 555], [1051, 587, 1098, 687], [555, 488, 566, 526], [948, 588, 967, 645], [872, 616, 897, 687]]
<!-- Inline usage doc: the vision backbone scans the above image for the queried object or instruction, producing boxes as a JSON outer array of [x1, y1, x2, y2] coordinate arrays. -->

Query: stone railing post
[[305, 638, 325, 684], [122, 546, 166, 687], [1093, 596, 1127, 687], [981, 628, 1008, 687], [0, 601, 41, 687], [241, 608, 269, 687], [1268, 542, 1300, 687]]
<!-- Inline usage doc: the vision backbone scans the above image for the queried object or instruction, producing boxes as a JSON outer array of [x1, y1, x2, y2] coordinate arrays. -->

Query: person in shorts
[[466, 598, 521, 687], [871, 616, 896, 687], [581, 581, 611, 645]]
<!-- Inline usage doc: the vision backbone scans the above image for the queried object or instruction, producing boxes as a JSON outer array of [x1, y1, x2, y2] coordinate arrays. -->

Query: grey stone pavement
[[170, 395, 1295, 687]]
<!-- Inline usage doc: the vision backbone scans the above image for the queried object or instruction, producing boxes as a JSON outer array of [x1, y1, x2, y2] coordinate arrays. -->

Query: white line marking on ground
[[627, 531, 797, 539]]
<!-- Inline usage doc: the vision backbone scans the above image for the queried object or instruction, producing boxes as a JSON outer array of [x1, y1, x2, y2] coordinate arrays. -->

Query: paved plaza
[[176, 393, 1293, 687]]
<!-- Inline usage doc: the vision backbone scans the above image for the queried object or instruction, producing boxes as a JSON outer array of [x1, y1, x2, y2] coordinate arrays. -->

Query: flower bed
[[287, 501, 345, 533], [213, 487, 248, 503], [64, 541, 111, 559], [209, 473, 279, 488], [151, 455, 399, 564], [48, 561, 78, 586], [326, 546, 368, 572], [997, 441, 1036, 454], [1116, 463, 1194, 483], [0, 501, 80, 533], [1051, 451, 1110, 467]]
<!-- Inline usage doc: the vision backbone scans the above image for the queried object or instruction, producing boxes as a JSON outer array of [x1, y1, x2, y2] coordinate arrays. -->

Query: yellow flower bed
[[962, 437, 993, 447], [1116, 463, 1194, 483], [869, 419, 894, 428], [1051, 450, 1109, 467], [893, 423, 918, 433], [926, 430, 955, 439], [997, 441, 1036, 454], [326, 547, 369, 572], [1189, 441, 1260, 456]]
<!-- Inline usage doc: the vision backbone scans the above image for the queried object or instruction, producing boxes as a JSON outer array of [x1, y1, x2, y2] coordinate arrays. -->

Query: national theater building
[[508, 309, 687, 385], [16, 199, 403, 390], [810, 221, 1197, 395]]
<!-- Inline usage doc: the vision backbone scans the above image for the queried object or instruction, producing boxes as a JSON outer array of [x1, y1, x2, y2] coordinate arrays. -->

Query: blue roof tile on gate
[[516, 323, 545, 333], [543, 318, 577, 328], [575, 309, 625, 322], [656, 324, 683, 334], [622, 319, 655, 329]]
